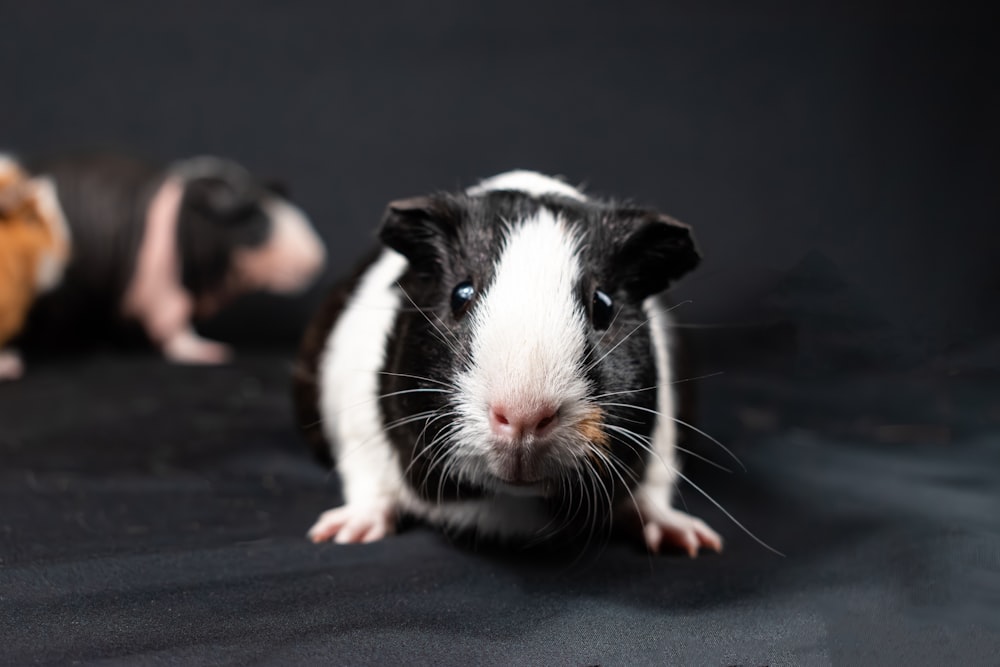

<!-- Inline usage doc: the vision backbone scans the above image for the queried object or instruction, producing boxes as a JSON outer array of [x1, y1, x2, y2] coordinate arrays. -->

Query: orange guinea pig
[[0, 155, 71, 381]]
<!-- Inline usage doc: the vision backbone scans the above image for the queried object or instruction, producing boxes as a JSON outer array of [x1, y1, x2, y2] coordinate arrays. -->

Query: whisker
[[377, 370, 458, 390], [603, 424, 676, 482], [594, 445, 648, 556], [584, 318, 651, 373], [671, 371, 725, 385], [396, 283, 464, 359], [590, 371, 722, 402], [333, 407, 442, 464], [314, 387, 453, 429], [402, 412, 459, 480], [383, 410, 441, 432], [582, 303, 625, 366], [599, 402, 746, 473], [672, 467, 784, 556], [587, 444, 643, 539], [605, 427, 781, 556], [591, 385, 658, 400], [604, 423, 733, 474], [584, 301, 690, 373]]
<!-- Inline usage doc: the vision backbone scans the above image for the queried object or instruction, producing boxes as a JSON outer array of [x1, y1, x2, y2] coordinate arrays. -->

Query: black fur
[[25, 153, 163, 343], [177, 164, 272, 295]]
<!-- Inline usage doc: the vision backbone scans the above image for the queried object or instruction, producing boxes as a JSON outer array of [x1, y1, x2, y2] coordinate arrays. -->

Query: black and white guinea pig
[[25, 152, 326, 364], [294, 170, 721, 556]]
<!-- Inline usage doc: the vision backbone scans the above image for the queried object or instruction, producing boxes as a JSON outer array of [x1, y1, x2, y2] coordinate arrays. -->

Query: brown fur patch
[[0, 163, 68, 345], [576, 405, 610, 449]]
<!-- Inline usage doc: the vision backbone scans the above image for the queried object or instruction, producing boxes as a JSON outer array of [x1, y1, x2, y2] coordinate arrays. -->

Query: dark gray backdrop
[[4, 0, 996, 367]]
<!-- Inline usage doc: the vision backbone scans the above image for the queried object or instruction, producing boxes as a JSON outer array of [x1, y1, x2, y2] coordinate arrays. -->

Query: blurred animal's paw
[[163, 331, 232, 365], [308, 502, 397, 544], [0, 351, 24, 382]]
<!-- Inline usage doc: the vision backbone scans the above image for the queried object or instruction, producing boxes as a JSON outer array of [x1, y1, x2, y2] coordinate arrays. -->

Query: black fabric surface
[[1, 353, 997, 664]]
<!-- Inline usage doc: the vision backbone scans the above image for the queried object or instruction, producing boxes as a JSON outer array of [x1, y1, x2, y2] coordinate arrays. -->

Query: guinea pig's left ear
[[262, 179, 291, 200], [613, 212, 701, 298], [378, 195, 460, 273]]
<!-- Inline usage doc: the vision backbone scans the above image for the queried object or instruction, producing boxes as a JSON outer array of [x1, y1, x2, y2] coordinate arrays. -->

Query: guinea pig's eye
[[591, 289, 614, 330], [450, 280, 476, 317]]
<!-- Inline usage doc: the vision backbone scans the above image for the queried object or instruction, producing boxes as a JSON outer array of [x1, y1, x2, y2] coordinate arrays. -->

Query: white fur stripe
[[458, 209, 590, 436], [467, 170, 587, 202], [638, 296, 679, 509], [31, 177, 71, 292], [319, 249, 408, 505]]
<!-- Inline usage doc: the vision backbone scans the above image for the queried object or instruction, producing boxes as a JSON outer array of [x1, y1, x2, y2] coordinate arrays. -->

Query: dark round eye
[[591, 289, 614, 330], [451, 280, 476, 317]]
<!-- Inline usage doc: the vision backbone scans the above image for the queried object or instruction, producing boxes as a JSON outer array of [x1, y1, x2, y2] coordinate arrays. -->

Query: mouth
[[489, 445, 545, 486], [494, 479, 547, 498]]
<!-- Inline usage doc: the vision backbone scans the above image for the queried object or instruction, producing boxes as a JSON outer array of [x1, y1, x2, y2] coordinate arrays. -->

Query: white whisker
[[377, 370, 458, 390], [599, 402, 746, 472], [672, 467, 784, 556], [604, 423, 733, 474]]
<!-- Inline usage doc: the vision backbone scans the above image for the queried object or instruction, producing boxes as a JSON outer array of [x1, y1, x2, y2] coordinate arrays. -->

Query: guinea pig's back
[[25, 152, 164, 340]]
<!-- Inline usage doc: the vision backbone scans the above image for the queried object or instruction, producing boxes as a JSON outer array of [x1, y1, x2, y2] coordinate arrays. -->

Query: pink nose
[[488, 404, 560, 440]]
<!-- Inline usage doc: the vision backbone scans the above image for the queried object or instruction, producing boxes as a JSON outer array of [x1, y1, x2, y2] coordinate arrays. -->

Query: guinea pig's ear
[[613, 211, 700, 298], [184, 176, 256, 221], [378, 195, 460, 272], [262, 179, 291, 200]]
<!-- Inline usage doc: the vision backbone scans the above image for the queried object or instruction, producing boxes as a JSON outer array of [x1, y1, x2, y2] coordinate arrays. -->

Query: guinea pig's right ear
[[378, 195, 460, 272], [612, 211, 701, 299]]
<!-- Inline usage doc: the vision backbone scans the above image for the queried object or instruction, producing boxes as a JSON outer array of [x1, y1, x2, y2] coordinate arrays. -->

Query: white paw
[[0, 351, 24, 382], [637, 503, 723, 558], [308, 503, 397, 545], [163, 331, 232, 365]]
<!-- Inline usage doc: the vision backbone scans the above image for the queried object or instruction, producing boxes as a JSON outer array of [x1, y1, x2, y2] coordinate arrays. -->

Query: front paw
[[163, 331, 232, 365], [0, 351, 24, 382], [621, 497, 722, 557], [641, 506, 723, 558], [308, 502, 397, 544]]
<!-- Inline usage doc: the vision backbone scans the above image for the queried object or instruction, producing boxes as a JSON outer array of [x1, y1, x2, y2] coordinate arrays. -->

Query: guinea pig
[[24, 152, 326, 364], [294, 170, 722, 556], [0, 155, 71, 381]]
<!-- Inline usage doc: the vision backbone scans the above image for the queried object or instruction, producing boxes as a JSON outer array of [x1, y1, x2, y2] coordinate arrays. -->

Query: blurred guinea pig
[[0, 155, 71, 381], [23, 151, 326, 366]]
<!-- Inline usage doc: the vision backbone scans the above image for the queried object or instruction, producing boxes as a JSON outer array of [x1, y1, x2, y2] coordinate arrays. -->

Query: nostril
[[492, 409, 510, 426], [489, 406, 517, 439], [488, 404, 559, 440], [532, 409, 559, 436]]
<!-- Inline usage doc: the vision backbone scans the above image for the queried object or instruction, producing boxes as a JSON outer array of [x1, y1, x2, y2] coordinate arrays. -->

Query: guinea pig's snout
[[488, 404, 560, 441]]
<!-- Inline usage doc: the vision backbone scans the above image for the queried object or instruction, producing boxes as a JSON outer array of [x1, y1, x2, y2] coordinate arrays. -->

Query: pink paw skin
[[308, 503, 397, 545], [641, 508, 723, 558], [162, 330, 232, 365], [0, 350, 24, 382], [621, 498, 723, 558]]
